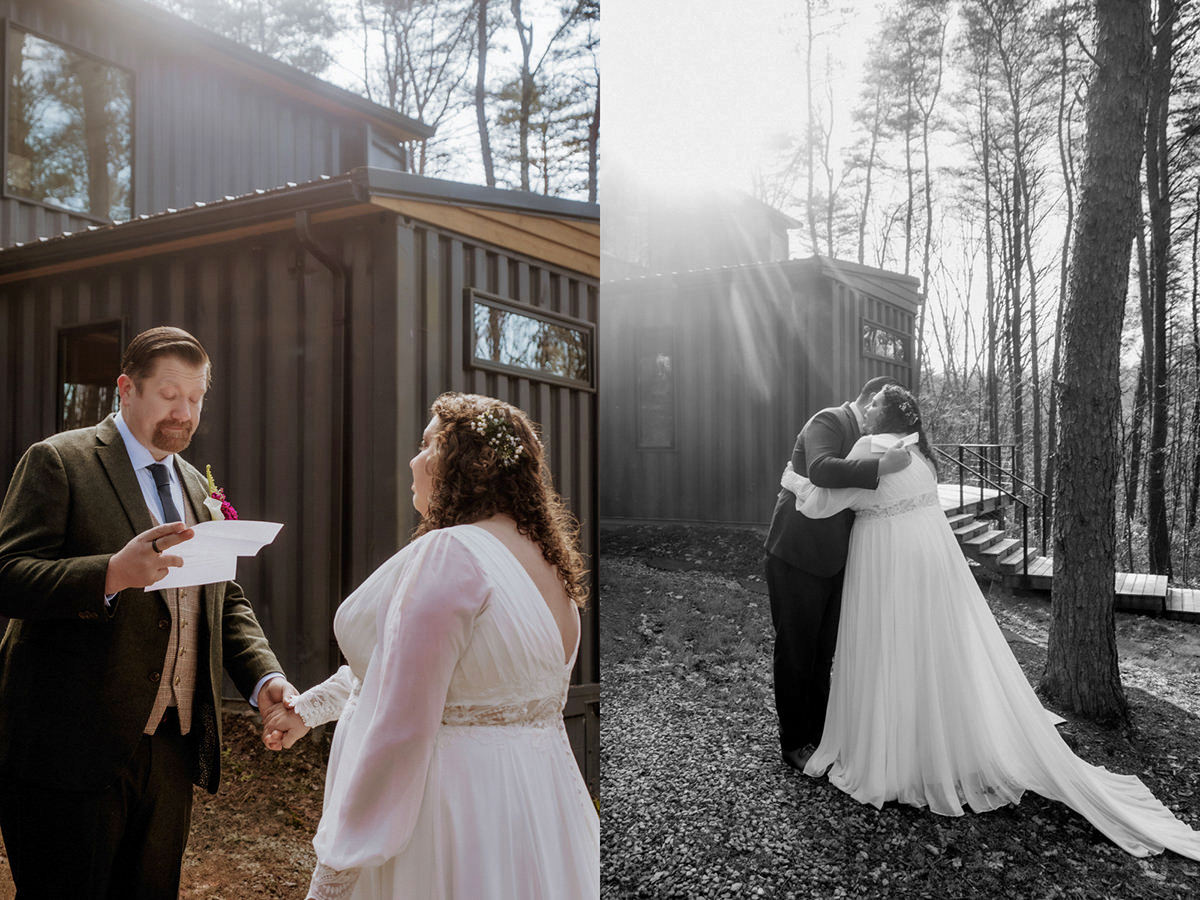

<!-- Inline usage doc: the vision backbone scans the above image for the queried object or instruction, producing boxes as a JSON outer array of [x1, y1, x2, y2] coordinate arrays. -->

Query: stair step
[[962, 529, 1006, 553], [953, 520, 989, 541], [998, 547, 1040, 574], [980, 537, 1021, 561], [945, 513, 976, 528]]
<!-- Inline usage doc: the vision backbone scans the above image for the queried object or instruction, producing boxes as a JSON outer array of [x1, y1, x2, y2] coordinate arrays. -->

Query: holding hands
[[259, 676, 310, 750]]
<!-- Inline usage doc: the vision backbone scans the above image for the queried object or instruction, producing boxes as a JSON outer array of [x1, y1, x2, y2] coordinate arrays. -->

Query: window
[[6, 26, 133, 221], [861, 319, 910, 363], [468, 291, 594, 389], [636, 329, 675, 449], [58, 321, 122, 431]]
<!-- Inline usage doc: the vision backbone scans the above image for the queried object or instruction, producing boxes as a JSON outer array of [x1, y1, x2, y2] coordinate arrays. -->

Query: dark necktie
[[149, 463, 182, 523]]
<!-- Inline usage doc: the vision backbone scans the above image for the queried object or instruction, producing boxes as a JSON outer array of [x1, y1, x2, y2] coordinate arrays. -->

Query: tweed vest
[[143, 486, 203, 736]]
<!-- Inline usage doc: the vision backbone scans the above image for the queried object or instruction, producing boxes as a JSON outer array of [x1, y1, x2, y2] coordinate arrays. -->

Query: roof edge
[[92, 0, 434, 141], [356, 169, 599, 221]]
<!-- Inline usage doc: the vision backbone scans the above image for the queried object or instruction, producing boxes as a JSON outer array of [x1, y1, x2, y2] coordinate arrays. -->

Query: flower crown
[[895, 395, 919, 426], [469, 410, 524, 468]]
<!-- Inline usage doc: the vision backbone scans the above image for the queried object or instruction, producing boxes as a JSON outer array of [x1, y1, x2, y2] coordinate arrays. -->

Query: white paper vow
[[146, 520, 283, 591], [869, 432, 919, 453]]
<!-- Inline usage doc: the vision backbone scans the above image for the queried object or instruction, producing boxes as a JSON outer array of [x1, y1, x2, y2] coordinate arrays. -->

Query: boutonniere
[[204, 465, 239, 521]]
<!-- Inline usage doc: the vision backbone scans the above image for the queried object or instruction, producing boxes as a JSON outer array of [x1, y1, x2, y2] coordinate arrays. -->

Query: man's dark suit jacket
[[764, 402, 880, 577], [0, 414, 281, 793]]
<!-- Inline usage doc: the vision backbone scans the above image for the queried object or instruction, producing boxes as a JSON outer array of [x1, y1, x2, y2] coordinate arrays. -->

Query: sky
[[603, 0, 881, 194]]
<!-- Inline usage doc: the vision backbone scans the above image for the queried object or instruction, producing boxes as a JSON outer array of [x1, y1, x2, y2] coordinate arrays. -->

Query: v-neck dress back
[[293, 524, 599, 899]]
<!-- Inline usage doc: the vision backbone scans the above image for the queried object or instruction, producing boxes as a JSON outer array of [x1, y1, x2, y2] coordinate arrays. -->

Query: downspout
[[294, 210, 351, 671]]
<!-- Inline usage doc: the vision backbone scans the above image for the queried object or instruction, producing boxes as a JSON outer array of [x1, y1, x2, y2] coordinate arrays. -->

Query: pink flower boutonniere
[[204, 465, 239, 521]]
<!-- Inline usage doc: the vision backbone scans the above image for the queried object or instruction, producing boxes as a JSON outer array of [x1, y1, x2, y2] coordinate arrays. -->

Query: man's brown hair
[[120, 326, 211, 387]]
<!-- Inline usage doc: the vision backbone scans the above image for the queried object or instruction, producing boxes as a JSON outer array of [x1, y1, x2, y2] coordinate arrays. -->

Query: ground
[[0, 713, 331, 899], [600, 523, 1200, 899]]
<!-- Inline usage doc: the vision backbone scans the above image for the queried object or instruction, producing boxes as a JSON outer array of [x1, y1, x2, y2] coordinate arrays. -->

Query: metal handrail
[[932, 446, 1045, 578]]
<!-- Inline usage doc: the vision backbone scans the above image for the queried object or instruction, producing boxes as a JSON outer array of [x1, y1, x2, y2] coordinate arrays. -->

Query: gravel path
[[600, 526, 1200, 899]]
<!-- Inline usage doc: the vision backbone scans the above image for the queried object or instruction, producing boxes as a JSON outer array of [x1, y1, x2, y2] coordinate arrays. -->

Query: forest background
[[739, 0, 1200, 587], [147, 0, 599, 200]]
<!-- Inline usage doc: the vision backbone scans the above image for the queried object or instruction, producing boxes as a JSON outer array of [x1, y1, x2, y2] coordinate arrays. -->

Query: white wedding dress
[[291, 524, 600, 899], [784, 435, 1200, 860]]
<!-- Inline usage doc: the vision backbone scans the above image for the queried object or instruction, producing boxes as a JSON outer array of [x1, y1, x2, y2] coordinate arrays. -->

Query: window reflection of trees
[[6, 29, 132, 221], [862, 322, 909, 363], [472, 302, 590, 382]]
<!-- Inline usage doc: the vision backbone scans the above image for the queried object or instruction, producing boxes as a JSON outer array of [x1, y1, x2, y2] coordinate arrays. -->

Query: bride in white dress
[[781, 384, 1200, 861], [264, 392, 600, 899]]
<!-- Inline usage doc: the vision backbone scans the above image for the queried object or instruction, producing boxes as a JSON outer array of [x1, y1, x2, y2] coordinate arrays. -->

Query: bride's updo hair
[[873, 383, 938, 476], [414, 392, 588, 607]]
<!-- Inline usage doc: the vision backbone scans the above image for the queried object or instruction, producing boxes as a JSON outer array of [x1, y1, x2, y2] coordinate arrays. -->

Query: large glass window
[[6, 27, 133, 221], [469, 291, 593, 388], [59, 322, 121, 431]]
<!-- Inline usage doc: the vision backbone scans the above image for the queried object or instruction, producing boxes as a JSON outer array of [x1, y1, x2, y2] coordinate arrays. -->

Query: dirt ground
[[0, 711, 331, 899], [600, 523, 1200, 898]]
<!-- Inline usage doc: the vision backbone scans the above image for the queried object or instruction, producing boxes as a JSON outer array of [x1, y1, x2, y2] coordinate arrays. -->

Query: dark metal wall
[[0, 209, 600, 793], [599, 260, 918, 526], [0, 0, 364, 248]]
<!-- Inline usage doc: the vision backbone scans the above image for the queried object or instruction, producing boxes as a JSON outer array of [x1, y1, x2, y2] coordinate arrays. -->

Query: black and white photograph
[[601, 0, 1200, 897], [2, 0, 1200, 898]]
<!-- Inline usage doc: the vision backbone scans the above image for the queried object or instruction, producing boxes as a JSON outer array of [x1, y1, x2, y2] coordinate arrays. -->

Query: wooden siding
[[600, 260, 919, 526], [0, 0, 371, 248], [0, 208, 601, 794]]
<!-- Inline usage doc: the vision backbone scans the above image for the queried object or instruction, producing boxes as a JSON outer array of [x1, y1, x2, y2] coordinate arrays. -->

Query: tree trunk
[[587, 72, 599, 203], [803, 0, 820, 255], [1041, 0, 1150, 723], [475, 0, 495, 187], [858, 82, 883, 265], [510, 0, 534, 191], [1144, 0, 1174, 576], [1189, 180, 1200, 532], [1047, 3, 1078, 519]]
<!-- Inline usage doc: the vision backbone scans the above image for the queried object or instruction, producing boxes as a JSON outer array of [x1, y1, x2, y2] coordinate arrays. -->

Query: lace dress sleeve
[[309, 528, 489, 879], [290, 665, 358, 728]]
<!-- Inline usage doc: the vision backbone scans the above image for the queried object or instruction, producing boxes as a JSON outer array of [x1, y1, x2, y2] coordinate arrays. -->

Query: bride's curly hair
[[413, 392, 588, 607], [873, 383, 938, 476]]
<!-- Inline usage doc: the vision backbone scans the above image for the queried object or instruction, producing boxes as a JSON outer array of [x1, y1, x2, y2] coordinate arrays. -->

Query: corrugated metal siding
[[0, 0, 358, 248], [600, 262, 918, 526], [0, 208, 601, 794]]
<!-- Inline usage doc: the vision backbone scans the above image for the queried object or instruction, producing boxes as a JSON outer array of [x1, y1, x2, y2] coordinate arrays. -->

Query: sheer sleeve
[[795, 436, 880, 519], [291, 665, 358, 728], [310, 527, 489, 875]]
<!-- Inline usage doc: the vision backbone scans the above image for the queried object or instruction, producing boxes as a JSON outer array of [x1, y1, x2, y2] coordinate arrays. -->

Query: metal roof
[[0, 169, 599, 279], [86, 0, 434, 141], [604, 256, 923, 312]]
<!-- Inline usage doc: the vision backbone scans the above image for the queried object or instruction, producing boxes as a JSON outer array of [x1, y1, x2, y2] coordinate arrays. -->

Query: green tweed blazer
[[0, 414, 281, 793]]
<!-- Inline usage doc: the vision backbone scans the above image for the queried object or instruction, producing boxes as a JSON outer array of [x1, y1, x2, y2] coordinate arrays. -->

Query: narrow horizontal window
[[6, 27, 133, 221], [469, 292, 593, 389], [861, 319, 909, 363]]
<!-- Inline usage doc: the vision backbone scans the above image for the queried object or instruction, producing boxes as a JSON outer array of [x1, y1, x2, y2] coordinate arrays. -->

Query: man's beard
[[152, 419, 194, 454]]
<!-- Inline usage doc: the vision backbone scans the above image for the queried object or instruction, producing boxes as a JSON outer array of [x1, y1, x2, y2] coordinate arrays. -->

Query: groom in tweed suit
[[764, 375, 909, 772], [0, 326, 293, 899]]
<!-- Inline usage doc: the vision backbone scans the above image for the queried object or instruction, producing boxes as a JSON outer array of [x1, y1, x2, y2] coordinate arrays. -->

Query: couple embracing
[[765, 377, 1200, 861], [0, 326, 598, 899]]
